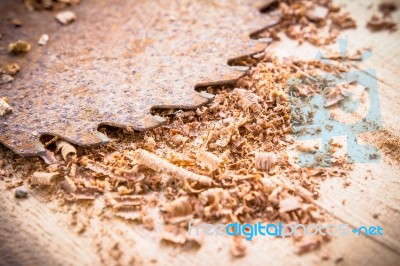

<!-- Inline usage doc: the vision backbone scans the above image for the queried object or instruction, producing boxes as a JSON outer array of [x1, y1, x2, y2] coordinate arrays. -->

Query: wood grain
[[0, 0, 399, 265]]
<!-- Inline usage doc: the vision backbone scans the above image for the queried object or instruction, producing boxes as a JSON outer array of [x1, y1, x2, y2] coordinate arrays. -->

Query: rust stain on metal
[[0, 0, 277, 156]]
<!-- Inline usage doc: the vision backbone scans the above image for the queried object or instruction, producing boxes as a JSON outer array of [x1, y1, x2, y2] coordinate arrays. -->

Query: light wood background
[[0, 0, 399, 265]]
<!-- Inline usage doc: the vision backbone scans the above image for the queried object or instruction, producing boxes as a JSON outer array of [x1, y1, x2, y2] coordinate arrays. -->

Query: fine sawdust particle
[[55, 11, 77, 25], [362, 129, 400, 164], [379, 1, 398, 16], [38, 34, 49, 45], [231, 237, 247, 257], [6, 63, 20, 75], [0, 97, 13, 116], [0, 74, 14, 85], [8, 40, 31, 54], [11, 18, 23, 27], [367, 1, 398, 32]]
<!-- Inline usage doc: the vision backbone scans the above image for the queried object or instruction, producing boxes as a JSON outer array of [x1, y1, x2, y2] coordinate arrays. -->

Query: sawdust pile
[[258, 0, 356, 45], [367, 1, 398, 32]]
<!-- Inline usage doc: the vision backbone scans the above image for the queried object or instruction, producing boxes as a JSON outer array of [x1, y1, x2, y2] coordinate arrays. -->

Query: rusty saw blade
[[0, 0, 277, 156]]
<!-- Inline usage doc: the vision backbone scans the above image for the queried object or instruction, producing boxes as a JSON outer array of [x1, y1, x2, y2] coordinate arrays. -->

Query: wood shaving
[[279, 196, 302, 213], [230, 237, 247, 257], [38, 34, 49, 45], [143, 136, 157, 152], [255, 152, 276, 172], [61, 175, 77, 193], [8, 40, 31, 54], [367, 1, 398, 32], [306, 5, 329, 22], [196, 150, 223, 172], [31, 171, 59, 185], [114, 211, 142, 221], [0, 97, 13, 116], [11, 18, 23, 27], [55, 11, 76, 25], [134, 149, 213, 187], [0, 75, 14, 85], [379, 1, 398, 16], [294, 235, 323, 254], [164, 196, 192, 218], [367, 14, 397, 32], [6, 63, 20, 75], [142, 215, 155, 230], [56, 140, 77, 160], [40, 149, 58, 165], [161, 225, 187, 245]]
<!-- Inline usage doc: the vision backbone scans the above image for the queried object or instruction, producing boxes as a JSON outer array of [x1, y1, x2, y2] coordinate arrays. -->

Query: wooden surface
[[0, 0, 399, 265]]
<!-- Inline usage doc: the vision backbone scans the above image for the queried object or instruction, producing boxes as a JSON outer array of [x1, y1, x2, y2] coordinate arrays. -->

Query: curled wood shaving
[[105, 194, 144, 207], [196, 150, 223, 172], [143, 136, 157, 152], [294, 185, 315, 203], [255, 152, 276, 172], [233, 88, 262, 113], [199, 188, 229, 206], [164, 196, 192, 217], [31, 172, 59, 185], [161, 225, 187, 245], [134, 149, 213, 186], [168, 152, 195, 166], [80, 157, 137, 181], [56, 140, 77, 160], [114, 211, 142, 221], [175, 110, 196, 118], [61, 175, 77, 193], [39, 149, 58, 165]]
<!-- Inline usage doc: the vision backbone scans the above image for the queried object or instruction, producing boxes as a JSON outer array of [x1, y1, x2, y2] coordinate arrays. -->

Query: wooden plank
[[0, 184, 100, 266], [0, 0, 399, 265]]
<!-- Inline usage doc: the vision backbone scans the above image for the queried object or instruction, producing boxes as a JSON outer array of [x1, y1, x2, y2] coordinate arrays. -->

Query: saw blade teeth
[[52, 130, 109, 147], [1, 131, 44, 156], [196, 65, 244, 85], [249, 16, 281, 39], [152, 91, 211, 110], [99, 113, 166, 131], [132, 114, 167, 131], [230, 40, 267, 63]]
